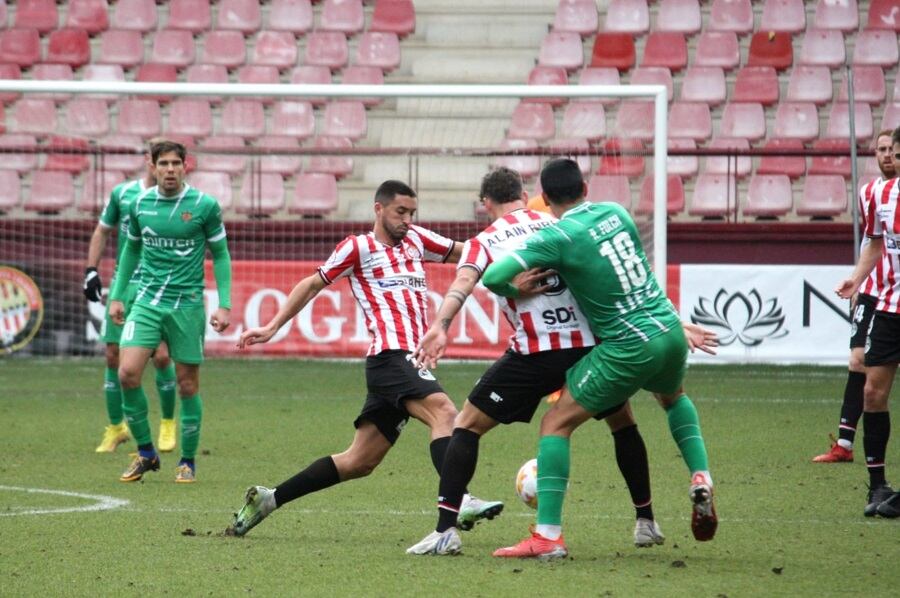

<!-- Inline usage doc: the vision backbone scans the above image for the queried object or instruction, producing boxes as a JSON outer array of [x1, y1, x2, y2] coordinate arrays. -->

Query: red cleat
[[690, 473, 717, 542], [812, 434, 853, 463], [493, 531, 568, 560]]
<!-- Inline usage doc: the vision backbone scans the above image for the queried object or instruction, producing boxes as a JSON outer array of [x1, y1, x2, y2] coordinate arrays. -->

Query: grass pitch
[[1, 358, 898, 597]]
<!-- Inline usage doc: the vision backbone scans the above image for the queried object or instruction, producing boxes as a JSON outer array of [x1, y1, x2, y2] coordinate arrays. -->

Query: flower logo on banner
[[690, 289, 788, 347]]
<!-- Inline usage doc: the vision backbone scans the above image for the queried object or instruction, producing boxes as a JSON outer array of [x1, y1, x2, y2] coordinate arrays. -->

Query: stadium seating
[[669, 103, 711, 141], [720, 103, 766, 141], [561, 102, 606, 142], [188, 172, 233, 210], [538, 31, 583, 71], [290, 173, 339, 215], [203, 31, 247, 68], [748, 32, 793, 70], [44, 137, 90, 174], [757, 138, 806, 179], [45, 29, 91, 68], [66, 0, 110, 35], [825, 102, 873, 142], [26, 171, 75, 213], [66, 99, 110, 138], [587, 174, 632, 207], [708, 0, 753, 34], [630, 67, 673, 101], [257, 136, 303, 176], [237, 65, 281, 99], [732, 67, 780, 105], [111, 0, 158, 32], [168, 99, 214, 138], [289, 66, 332, 105], [252, 31, 299, 69], [267, 0, 314, 34], [882, 103, 900, 130], [526, 66, 568, 106], [641, 32, 687, 71], [597, 138, 645, 178], [322, 101, 368, 140], [135, 63, 178, 102], [167, 0, 212, 34], [615, 101, 654, 140], [320, 0, 365, 35], [305, 31, 349, 70], [221, 100, 266, 138], [813, 0, 859, 32], [694, 31, 740, 70], [786, 65, 833, 104], [117, 99, 162, 138], [798, 29, 846, 68], [270, 101, 316, 138], [667, 138, 698, 178], [867, 0, 900, 30], [798, 175, 847, 217], [15, 0, 58, 34], [636, 174, 685, 215], [186, 65, 230, 100], [771, 102, 819, 142], [98, 30, 145, 68], [198, 136, 247, 174], [0, 134, 40, 172], [31, 64, 74, 102], [705, 137, 751, 177], [0, 64, 21, 104], [577, 67, 621, 104], [656, 0, 701, 35], [0, 171, 21, 213], [809, 138, 852, 178], [759, 0, 806, 33], [307, 136, 354, 178], [82, 65, 127, 102], [689, 173, 737, 217], [151, 29, 195, 67], [356, 32, 401, 71], [545, 138, 591, 176], [679, 67, 726, 105], [237, 173, 285, 215], [853, 30, 899, 67], [99, 135, 145, 172], [371, 0, 416, 37], [217, 0, 262, 34], [838, 67, 886, 104], [744, 174, 793, 218], [494, 138, 540, 179], [590, 33, 635, 71], [11, 99, 56, 136], [508, 103, 555, 140], [554, 0, 598, 37]]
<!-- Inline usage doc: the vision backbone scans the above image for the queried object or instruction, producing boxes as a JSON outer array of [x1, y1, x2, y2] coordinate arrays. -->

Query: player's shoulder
[[112, 178, 141, 198]]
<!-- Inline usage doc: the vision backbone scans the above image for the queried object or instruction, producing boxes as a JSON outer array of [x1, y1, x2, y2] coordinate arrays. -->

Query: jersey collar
[[561, 200, 592, 220]]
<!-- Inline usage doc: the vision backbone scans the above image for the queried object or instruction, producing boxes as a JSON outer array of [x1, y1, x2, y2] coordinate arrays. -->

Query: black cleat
[[864, 483, 894, 517], [875, 491, 900, 518]]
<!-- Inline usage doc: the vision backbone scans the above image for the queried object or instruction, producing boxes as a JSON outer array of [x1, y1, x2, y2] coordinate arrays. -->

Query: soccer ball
[[515, 458, 538, 509]]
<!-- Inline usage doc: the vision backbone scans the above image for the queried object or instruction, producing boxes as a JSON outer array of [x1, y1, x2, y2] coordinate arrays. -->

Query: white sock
[[837, 439, 853, 450], [535, 524, 562, 540]]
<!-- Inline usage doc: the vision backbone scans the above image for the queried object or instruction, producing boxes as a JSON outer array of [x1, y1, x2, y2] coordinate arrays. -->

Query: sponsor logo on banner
[[0, 265, 44, 354], [690, 288, 788, 346]]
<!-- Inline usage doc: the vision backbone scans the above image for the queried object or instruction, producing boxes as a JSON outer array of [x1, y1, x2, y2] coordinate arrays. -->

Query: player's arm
[[237, 273, 327, 348], [482, 255, 528, 298], [207, 237, 232, 333], [413, 265, 480, 368], [107, 236, 141, 325], [836, 238, 882, 299], [83, 223, 113, 302], [444, 241, 464, 264], [682, 321, 718, 355]]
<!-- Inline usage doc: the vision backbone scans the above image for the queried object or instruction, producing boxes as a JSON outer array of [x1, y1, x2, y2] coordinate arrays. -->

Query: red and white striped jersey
[[866, 177, 900, 314], [460, 208, 597, 354], [858, 177, 890, 298], [318, 225, 455, 356]]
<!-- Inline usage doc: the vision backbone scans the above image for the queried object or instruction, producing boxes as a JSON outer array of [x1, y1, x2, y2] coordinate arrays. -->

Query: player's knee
[[152, 353, 171, 370], [848, 349, 866, 373], [118, 366, 140, 389], [177, 378, 198, 397], [864, 383, 889, 411], [337, 453, 380, 479]]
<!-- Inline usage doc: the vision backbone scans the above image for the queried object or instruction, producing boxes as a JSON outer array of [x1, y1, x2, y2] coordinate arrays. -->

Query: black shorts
[[355, 350, 446, 444], [864, 311, 900, 367], [850, 293, 878, 349], [468, 347, 592, 424]]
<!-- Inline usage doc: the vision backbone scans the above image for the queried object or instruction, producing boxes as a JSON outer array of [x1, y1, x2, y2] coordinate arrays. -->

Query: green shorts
[[120, 303, 206, 364], [565, 326, 688, 414], [100, 282, 138, 344]]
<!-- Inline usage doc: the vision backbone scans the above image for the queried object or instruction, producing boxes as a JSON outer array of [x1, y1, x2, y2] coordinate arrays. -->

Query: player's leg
[[118, 343, 158, 481], [95, 340, 130, 452], [165, 306, 207, 482], [152, 341, 178, 453]]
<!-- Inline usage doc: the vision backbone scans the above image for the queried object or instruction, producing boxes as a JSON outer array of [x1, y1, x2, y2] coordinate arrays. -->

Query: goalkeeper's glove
[[83, 267, 102, 302]]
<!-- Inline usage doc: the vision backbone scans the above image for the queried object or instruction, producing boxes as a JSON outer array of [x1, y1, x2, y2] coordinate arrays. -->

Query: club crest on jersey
[[181, 211, 193, 222], [402, 243, 421, 260]]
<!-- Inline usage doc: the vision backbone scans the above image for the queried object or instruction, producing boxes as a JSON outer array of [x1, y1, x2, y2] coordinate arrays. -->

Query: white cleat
[[406, 528, 462, 555], [633, 518, 665, 547], [457, 494, 504, 531]]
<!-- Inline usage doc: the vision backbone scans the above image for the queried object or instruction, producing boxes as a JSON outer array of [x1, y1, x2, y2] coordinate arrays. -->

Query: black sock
[[436, 428, 480, 532], [838, 371, 865, 444], [863, 411, 891, 487], [613, 424, 653, 521], [430, 436, 451, 474], [274, 456, 340, 508]]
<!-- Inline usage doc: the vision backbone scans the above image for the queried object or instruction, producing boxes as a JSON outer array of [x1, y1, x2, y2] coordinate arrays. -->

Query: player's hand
[[108, 300, 125, 325], [683, 322, 718, 355], [83, 267, 102, 302], [413, 325, 448, 369], [512, 268, 555, 298], [835, 279, 858, 300], [210, 308, 231, 333], [237, 324, 276, 348]]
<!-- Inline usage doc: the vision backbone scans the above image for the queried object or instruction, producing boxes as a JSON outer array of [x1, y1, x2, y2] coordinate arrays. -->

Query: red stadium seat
[[371, 0, 416, 37], [290, 173, 339, 216], [586, 174, 631, 208], [356, 32, 400, 71], [290, 66, 332, 105], [641, 32, 687, 71], [892, 77, 899, 103], [669, 102, 711, 141], [220, 100, 265, 138], [257, 135, 302, 176], [198, 136, 246, 174], [167, 99, 213, 138], [322, 101, 367, 140], [47, 29, 91, 68], [186, 64, 229, 104], [745, 174, 793, 218], [798, 29, 845, 68], [135, 63, 178, 102], [545, 138, 591, 176], [526, 66, 568, 106], [237, 64, 280, 100], [66, 0, 109, 35], [305, 31, 349, 71], [98, 135, 144, 172], [881, 102, 900, 131], [252, 31, 298, 69], [26, 171, 75, 212], [267, 0, 313, 35], [82, 65, 127, 102], [720, 103, 766, 141], [597, 138, 645, 178], [237, 172, 284, 215], [732, 67, 779, 105], [561, 102, 606, 142], [604, 0, 649, 34], [202, 31, 246, 69], [825, 102, 873, 142], [867, 0, 900, 31], [343, 66, 385, 107], [694, 31, 740, 70], [151, 29, 196, 67], [15, 0, 57, 33], [538, 31, 583, 71], [773, 102, 819, 141], [0, 134, 40, 172], [577, 67, 621, 104], [493, 138, 540, 179], [31, 64, 74, 102], [708, 0, 753, 35], [689, 173, 737, 218], [553, 0, 597, 37], [167, 0, 211, 34], [508, 102, 555, 140], [111, 0, 157, 33], [11, 99, 56, 136], [320, 0, 364, 34], [44, 136, 90, 173], [813, 0, 859, 32], [270, 101, 316, 138], [664, 139, 698, 181], [748, 32, 793, 71], [589, 33, 635, 71], [656, 0, 701, 35], [705, 137, 751, 177], [307, 136, 354, 178], [786, 65, 833, 104], [760, 0, 806, 33], [217, 0, 262, 34], [838, 66, 886, 104], [98, 30, 144, 68], [637, 174, 685, 215], [809, 138, 852, 178], [0, 170, 20, 213], [189, 171, 233, 210], [853, 30, 899, 67], [630, 67, 673, 101], [66, 98, 110, 138], [680, 67, 726, 106], [798, 175, 847, 218], [757, 138, 806, 179], [0, 64, 22, 104], [117, 99, 162, 137]]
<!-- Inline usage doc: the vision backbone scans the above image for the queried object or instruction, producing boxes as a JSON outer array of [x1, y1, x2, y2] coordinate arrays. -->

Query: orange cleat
[[812, 434, 853, 463], [493, 531, 568, 560]]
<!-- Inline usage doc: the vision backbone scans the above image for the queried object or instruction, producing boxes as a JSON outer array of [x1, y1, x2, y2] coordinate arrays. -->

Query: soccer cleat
[[457, 494, 504, 531], [812, 434, 853, 463], [95, 422, 130, 453], [175, 463, 195, 483], [493, 531, 568, 560], [875, 491, 900, 518], [119, 453, 160, 482], [690, 473, 718, 542], [406, 528, 462, 555], [226, 486, 276, 537], [633, 518, 665, 547], [158, 419, 177, 453], [864, 483, 894, 517]]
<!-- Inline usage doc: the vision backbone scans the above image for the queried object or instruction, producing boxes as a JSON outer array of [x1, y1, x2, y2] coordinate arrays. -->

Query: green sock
[[155, 363, 177, 420], [536, 435, 570, 526], [122, 386, 152, 446], [104, 367, 124, 425], [665, 394, 710, 474], [180, 395, 203, 460]]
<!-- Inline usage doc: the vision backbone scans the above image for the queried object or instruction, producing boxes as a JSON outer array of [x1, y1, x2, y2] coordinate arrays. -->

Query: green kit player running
[[108, 140, 233, 484], [484, 159, 717, 559], [85, 141, 178, 454]]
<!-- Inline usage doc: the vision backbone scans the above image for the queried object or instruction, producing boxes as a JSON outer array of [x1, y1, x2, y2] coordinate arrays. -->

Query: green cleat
[[226, 486, 276, 537]]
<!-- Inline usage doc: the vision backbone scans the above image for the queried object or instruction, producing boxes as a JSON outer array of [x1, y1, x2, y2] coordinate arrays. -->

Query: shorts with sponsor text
[[864, 311, 900, 367], [850, 293, 878, 349], [120, 303, 206, 364]]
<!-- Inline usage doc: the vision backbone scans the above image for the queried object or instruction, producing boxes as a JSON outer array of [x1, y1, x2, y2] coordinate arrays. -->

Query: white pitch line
[[0, 485, 130, 517]]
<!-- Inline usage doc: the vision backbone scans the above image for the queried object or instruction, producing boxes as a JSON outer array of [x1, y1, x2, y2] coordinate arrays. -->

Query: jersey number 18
[[599, 231, 647, 293]]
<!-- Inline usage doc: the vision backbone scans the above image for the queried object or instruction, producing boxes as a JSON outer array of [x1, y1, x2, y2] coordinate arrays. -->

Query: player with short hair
[[227, 180, 501, 537], [108, 140, 233, 484], [484, 159, 717, 559], [85, 140, 178, 453], [813, 130, 895, 464], [407, 167, 668, 555]]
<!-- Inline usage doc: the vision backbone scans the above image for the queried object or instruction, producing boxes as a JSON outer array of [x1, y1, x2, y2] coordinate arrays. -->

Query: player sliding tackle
[[483, 159, 718, 559]]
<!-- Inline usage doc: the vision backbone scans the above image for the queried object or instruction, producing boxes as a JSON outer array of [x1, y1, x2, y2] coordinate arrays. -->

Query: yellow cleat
[[158, 418, 177, 453], [175, 464, 196, 483], [95, 422, 130, 453]]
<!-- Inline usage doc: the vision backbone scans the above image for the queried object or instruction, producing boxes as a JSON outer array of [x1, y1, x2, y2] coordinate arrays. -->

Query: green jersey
[[124, 183, 227, 310], [508, 201, 679, 347], [99, 179, 148, 285]]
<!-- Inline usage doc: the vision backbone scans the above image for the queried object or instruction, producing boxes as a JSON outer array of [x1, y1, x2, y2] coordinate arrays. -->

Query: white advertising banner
[[678, 265, 853, 365]]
